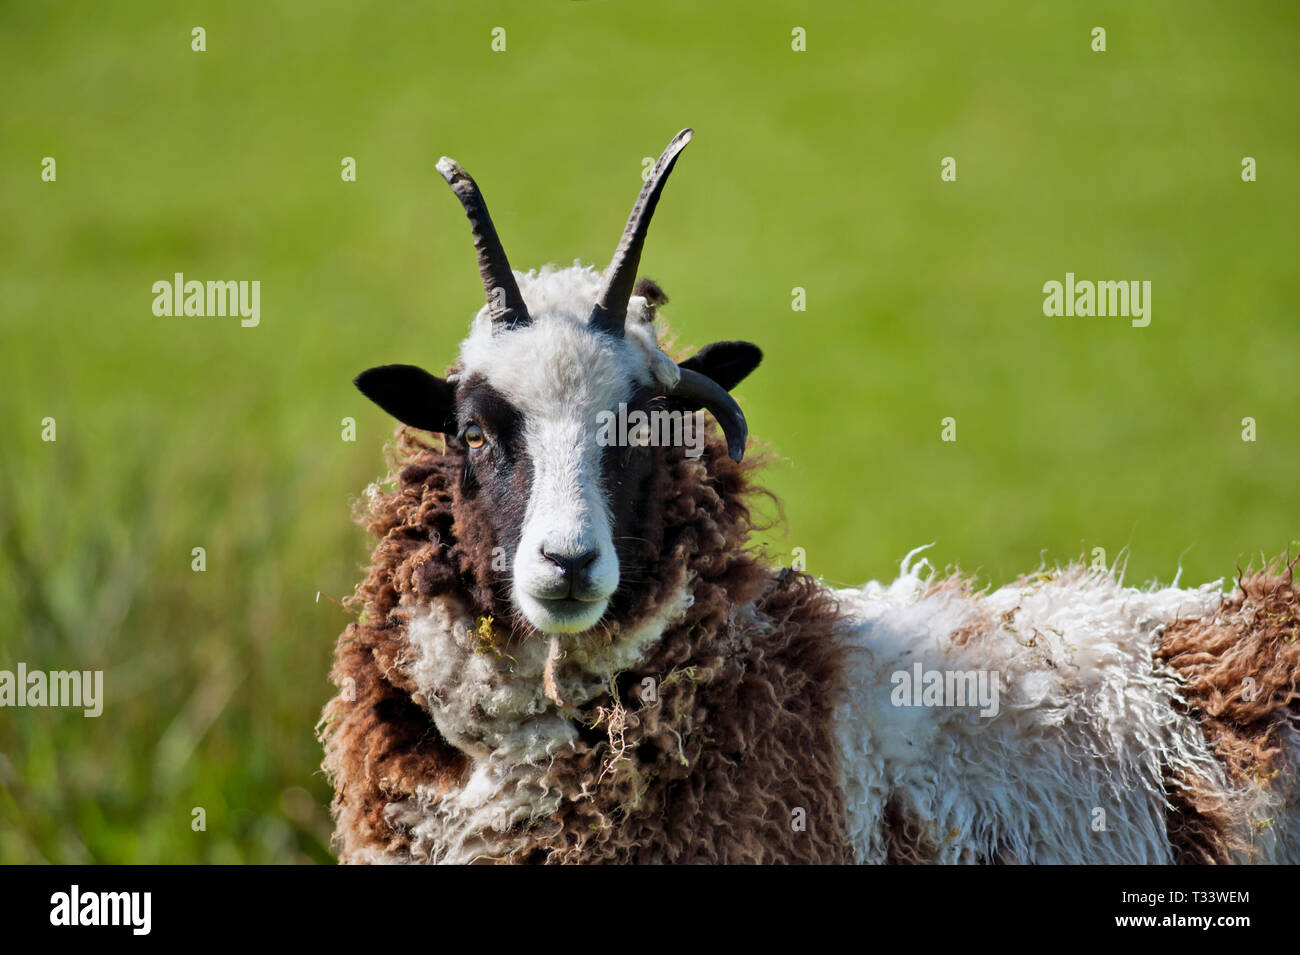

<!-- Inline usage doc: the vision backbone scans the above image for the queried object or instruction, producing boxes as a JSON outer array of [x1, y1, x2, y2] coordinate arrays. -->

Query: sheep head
[[354, 130, 761, 636]]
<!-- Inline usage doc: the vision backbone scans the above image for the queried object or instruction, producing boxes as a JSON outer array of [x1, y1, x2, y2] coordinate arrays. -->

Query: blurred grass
[[1, 0, 1297, 862]]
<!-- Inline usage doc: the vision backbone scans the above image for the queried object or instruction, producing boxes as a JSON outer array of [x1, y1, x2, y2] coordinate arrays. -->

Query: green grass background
[[1, 1, 1296, 863]]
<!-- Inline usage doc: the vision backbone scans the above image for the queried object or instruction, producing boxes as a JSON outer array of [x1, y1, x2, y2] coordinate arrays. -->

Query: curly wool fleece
[[320, 430, 1300, 864]]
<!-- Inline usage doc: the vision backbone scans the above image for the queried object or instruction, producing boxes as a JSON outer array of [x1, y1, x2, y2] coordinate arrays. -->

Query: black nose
[[540, 547, 599, 580]]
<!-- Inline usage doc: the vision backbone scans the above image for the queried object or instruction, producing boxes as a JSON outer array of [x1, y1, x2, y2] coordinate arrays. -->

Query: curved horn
[[590, 128, 693, 336], [668, 367, 748, 462], [436, 157, 531, 330]]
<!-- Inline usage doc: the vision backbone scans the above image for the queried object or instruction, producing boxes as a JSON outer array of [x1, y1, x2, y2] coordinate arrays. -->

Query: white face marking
[[458, 266, 664, 634], [514, 409, 620, 632]]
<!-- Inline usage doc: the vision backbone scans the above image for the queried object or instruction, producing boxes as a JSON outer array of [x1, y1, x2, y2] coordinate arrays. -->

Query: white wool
[[457, 264, 667, 389], [830, 547, 1290, 864], [375, 569, 693, 864]]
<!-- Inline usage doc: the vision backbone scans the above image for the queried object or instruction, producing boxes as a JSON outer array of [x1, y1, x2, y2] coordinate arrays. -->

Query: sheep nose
[[540, 546, 599, 580]]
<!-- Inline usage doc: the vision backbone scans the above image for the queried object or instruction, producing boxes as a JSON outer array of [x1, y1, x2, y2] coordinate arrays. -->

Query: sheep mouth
[[538, 596, 592, 611], [535, 596, 604, 617], [522, 594, 609, 634]]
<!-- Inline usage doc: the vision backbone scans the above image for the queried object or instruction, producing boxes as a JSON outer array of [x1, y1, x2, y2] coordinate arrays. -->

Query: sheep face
[[353, 131, 761, 635], [456, 276, 663, 633]]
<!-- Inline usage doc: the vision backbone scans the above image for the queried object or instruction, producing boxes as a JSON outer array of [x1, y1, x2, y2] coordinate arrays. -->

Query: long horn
[[668, 367, 748, 462], [590, 128, 693, 336], [436, 157, 531, 330]]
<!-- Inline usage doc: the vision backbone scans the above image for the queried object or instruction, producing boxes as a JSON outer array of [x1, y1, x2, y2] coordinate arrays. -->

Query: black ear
[[354, 364, 456, 434], [678, 341, 762, 392]]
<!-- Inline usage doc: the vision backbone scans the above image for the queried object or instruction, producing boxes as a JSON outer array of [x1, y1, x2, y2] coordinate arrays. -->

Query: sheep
[[320, 129, 1300, 864]]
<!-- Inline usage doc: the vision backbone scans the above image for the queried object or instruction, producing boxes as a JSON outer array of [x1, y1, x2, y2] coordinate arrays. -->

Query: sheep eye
[[461, 424, 487, 450]]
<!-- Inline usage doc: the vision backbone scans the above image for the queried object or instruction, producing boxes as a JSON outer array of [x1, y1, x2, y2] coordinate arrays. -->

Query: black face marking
[[601, 385, 666, 618], [453, 375, 532, 587]]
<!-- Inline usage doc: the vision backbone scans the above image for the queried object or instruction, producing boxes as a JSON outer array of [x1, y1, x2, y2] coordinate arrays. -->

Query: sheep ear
[[678, 341, 762, 392], [354, 364, 457, 434]]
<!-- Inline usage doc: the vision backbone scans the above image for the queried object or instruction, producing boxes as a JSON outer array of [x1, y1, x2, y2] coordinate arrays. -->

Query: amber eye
[[461, 424, 487, 450]]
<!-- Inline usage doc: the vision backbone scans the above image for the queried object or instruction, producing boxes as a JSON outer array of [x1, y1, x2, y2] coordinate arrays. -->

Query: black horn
[[436, 157, 531, 330], [667, 367, 748, 462], [590, 128, 693, 336]]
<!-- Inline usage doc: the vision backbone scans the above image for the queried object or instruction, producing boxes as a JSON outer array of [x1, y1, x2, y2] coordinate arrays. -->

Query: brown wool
[[1156, 559, 1300, 863]]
